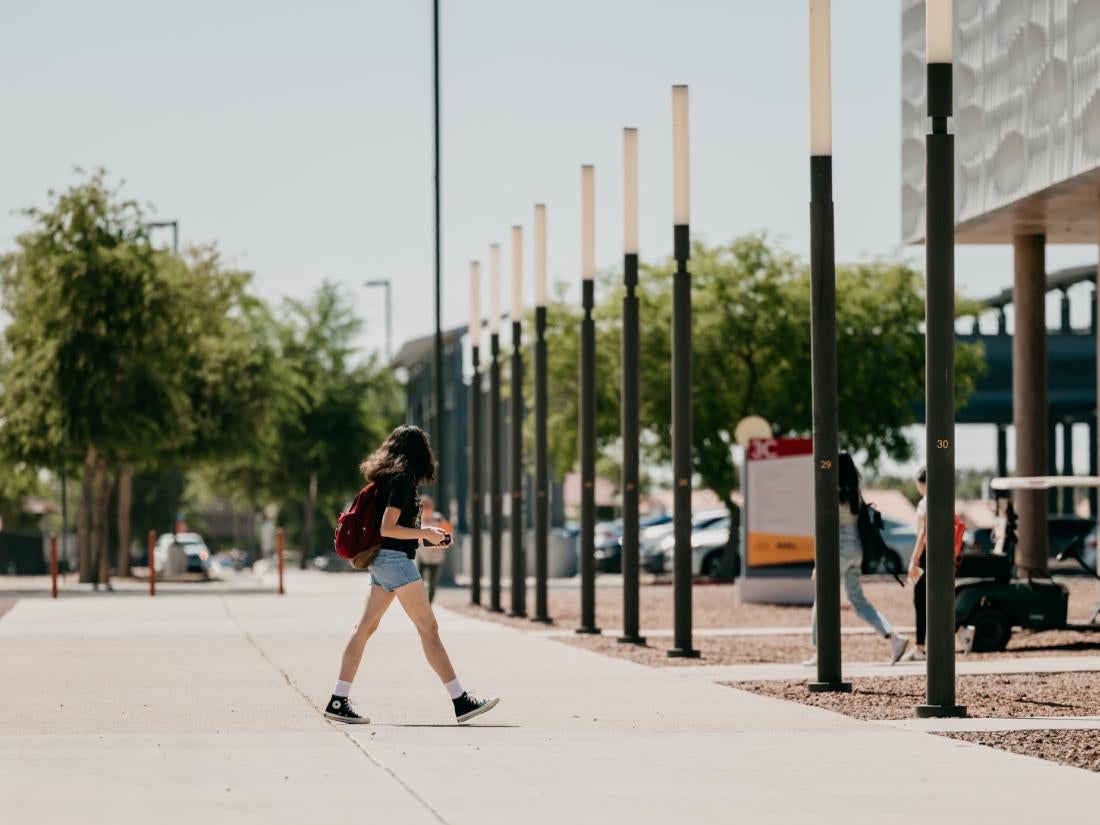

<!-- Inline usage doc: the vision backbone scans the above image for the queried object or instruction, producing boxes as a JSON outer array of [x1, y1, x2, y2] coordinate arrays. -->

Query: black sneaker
[[453, 691, 500, 723], [324, 695, 370, 724]]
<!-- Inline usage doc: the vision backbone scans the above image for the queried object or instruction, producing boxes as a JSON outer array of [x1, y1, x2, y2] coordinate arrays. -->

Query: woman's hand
[[420, 526, 448, 546], [907, 562, 921, 585]]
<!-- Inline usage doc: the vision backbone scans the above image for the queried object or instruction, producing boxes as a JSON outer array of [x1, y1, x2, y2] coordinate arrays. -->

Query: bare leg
[[338, 585, 396, 682], [395, 579, 457, 683]]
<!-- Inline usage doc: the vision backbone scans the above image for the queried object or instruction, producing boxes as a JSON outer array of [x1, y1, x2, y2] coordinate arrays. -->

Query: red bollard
[[49, 534, 58, 599], [276, 528, 286, 595], [148, 530, 156, 597]]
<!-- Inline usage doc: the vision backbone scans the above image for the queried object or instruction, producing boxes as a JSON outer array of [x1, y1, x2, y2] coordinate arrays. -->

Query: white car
[[154, 532, 211, 576], [641, 510, 733, 575]]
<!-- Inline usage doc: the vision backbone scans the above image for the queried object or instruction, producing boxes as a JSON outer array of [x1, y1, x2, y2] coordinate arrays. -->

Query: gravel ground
[[438, 578, 1100, 666], [733, 672, 1100, 720], [939, 730, 1100, 774], [438, 577, 1099, 635], [559, 625, 1100, 666]]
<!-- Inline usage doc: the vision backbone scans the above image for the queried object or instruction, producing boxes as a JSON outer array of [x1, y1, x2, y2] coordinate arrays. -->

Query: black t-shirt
[[379, 472, 422, 558]]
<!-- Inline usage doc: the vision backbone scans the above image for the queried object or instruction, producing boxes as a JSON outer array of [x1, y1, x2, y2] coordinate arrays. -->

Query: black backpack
[[857, 499, 904, 586]]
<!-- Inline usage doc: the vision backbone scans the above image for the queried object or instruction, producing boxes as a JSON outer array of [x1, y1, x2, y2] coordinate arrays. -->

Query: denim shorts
[[368, 549, 423, 592]]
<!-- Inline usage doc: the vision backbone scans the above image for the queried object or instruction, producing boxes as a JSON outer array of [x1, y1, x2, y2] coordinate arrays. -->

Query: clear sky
[[2, 0, 1096, 474]]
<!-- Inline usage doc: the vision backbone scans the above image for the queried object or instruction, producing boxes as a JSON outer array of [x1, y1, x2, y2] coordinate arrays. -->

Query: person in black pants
[[903, 467, 928, 661]]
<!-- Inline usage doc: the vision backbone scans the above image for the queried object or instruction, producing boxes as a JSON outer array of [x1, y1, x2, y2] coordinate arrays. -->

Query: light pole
[[509, 225, 527, 618], [668, 86, 699, 658], [619, 127, 645, 646], [468, 261, 483, 606], [806, 0, 849, 694], [532, 203, 552, 623], [432, 0, 446, 524], [576, 164, 601, 635], [488, 243, 504, 612], [365, 279, 393, 361], [916, 0, 966, 719]]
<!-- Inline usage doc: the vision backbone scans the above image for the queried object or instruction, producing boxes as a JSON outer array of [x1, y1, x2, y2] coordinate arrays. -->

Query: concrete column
[[1013, 234, 1048, 575], [1049, 421, 1059, 514], [1062, 418, 1074, 514], [1090, 416, 1098, 518]]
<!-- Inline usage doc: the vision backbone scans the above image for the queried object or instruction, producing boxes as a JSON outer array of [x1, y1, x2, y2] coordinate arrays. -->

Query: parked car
[[641, 510, 733, 574], [153, 532, 211, 576], [594, 513, 673, 573]]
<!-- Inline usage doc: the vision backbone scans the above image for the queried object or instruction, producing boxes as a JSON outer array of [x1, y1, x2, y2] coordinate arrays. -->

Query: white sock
[[333, 679, 352, 698], [443, 677, 465, 700]]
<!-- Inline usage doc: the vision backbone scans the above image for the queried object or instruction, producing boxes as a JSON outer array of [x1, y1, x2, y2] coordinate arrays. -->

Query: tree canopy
[[539, 234, 986, 517]]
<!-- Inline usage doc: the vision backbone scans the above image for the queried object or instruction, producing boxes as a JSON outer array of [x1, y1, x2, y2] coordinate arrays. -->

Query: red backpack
[[334, 482, 384, 568], [953, 514, 967, 567]]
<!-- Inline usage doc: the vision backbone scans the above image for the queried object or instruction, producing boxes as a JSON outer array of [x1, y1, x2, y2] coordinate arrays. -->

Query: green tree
[[0, 172, 180, 583], [265, 283, 402, 566], [540, 234, 986, 560]]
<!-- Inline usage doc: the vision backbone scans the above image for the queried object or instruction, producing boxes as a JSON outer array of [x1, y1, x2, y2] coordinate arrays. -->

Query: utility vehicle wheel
[[968, 607, 1013, 652], [702, 551, 725, 578]]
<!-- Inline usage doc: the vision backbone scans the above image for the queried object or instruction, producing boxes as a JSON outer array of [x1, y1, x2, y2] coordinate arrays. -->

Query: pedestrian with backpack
[[804, 452, 910, 666], [325, 424, 500, 725], [902, 465, 966, 661]]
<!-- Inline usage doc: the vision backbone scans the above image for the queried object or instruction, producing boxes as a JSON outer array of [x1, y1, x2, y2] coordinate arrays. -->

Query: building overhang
[[953, 168, 1100, 245]]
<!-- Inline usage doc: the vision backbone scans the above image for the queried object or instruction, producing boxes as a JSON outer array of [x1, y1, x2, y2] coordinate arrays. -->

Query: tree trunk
[[116, 466, 133, 577], [722, 495, 742, 579], [78, 446, 97, 583], [93, 458, 113, 586], [299, 471, 318, 569]]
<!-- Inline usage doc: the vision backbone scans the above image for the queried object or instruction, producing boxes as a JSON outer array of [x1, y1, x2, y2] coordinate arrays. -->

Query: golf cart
[[955, 476, 1100, 652]]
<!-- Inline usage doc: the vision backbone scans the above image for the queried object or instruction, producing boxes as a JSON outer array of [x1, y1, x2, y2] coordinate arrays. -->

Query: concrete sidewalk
[[1, 572, 1097, 824]]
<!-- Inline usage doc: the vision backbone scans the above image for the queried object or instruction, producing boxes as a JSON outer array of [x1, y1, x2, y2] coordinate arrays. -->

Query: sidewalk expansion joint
[[218, 596, 451, 825]]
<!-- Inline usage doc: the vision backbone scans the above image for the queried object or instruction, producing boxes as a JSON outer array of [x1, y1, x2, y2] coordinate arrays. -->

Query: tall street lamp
[[509, 225, 527, 618], [432, 0, 446, 526], [468, 261, 483, 606], [668, 86, 699, 658], [916, 0, 966, 719], [488, 243, 504, 612], [364, 279, 393, 361], [619, 127, 645, 646], [532, 203, 552, 623], [576, 164, 601, 635], [806, 0, 850, 693]]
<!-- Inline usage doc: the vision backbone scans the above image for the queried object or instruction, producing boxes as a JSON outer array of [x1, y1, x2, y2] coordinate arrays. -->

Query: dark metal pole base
[[530, 615, 553, 625], [617, 635, 646, 645], [807, 681, 852, 694], [575, 626, 602, 635], [486, 607, 504, 614], [508, 610, 527, 619], [666, 647, 700, 659], [914, 703, 967, 719]]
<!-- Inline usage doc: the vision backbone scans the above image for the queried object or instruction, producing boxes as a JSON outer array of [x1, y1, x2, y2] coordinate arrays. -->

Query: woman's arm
[[908, 514, 927, 580], [380, 506, 438, 542]]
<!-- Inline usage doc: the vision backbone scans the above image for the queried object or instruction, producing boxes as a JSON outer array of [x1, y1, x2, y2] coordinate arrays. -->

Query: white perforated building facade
[[902, 0, 1100, 244]]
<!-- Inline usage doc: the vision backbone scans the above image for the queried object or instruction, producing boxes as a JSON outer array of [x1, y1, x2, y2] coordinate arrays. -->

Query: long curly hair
[[838, 452, 861, 516], [360, 425, 438, 485]]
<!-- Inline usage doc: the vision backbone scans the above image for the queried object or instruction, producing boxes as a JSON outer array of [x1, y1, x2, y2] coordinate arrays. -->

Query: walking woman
[[326, 425, 500, 724], [804, 452, 910, 666]]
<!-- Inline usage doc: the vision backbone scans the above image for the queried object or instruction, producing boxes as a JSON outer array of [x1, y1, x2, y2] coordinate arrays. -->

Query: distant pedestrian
[[901, 467, 929, 662], [804, 453, 910, 666], [417, 496, 450, 603], [325, 425, 499, 725]]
